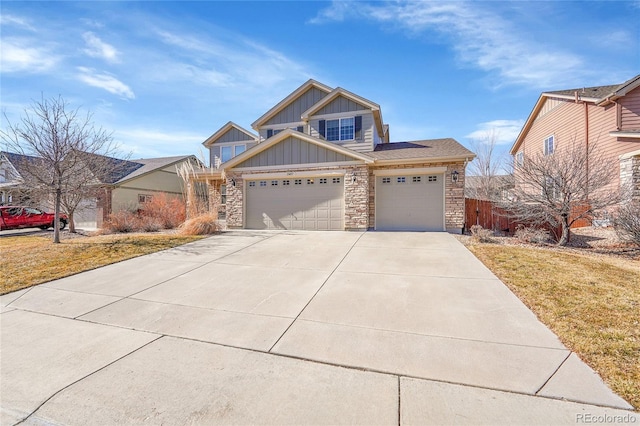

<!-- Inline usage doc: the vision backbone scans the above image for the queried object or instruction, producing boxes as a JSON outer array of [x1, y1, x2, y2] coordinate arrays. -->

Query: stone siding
[[620, 154, 640, 201]]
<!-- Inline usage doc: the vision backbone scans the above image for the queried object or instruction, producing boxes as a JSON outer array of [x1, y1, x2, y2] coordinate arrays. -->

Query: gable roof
[[510, 74, 640, 154], [251, 79, 333, 130], [202, 121, 258, 148], [1, 151, 43, 180], [368, 139, 475, 163], [115, 155, 197, 184], [222, 128, 374, 169], [301, 87, 385, 137]]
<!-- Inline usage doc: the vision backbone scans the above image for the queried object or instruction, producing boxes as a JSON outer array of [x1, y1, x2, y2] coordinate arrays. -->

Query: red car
[[0, 206, 68, 231]]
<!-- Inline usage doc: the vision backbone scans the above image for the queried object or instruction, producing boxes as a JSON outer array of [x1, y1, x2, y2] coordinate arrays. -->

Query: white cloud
[[0, 14, 36, 31], [82, 32, 120, 63], [76, 67, 135, 99], [465, 119, 525, 145], [114, 128, 208, 158], [0, 38, 59, 73], [312, 1, 587, 89]]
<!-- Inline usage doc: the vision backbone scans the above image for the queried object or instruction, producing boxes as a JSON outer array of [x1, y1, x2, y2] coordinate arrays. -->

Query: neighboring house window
[[325, 117, 355, 141], [544, 136, 555, 155], [543, 176, 560, 199], [220, 185, 227, 205], [138, 194, 153, 203], [516, 151, 524, 167], [220, 144, 246, 163]]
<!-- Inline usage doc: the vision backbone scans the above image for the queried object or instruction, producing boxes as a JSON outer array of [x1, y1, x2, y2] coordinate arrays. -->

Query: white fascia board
[[610, 131, 640, 139], [260, 121, 306, 129], [620, 149, 640, 160], [373, 166, 447, 176], [241, 169, 348, 180], [203, 122, 258, 147], [233, 161, 364, 173]]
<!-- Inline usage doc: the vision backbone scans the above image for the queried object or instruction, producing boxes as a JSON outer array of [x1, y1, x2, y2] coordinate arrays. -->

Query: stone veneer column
[[225, 172, 243, 228], [344, 165, 369, 230], [620, 155, 640, 201], [445, 162, 466, 233]]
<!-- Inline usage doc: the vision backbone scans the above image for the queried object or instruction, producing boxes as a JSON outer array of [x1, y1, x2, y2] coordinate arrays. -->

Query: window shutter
[[355, 116, 362, 140], [319, 120, 326, 138], [267, 129, 273, 138], [296, 126, 304, 132]]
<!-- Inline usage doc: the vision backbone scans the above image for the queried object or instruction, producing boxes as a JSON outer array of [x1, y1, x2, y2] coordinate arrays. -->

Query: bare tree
[[466, 129, 509, 201], [504, 139, 620, 246], [1, 96, 118, 242]]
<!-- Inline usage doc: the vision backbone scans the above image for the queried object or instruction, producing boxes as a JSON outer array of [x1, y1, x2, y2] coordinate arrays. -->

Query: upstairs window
[[220, 185, 227, 205], [515, 151, 524, 167], [220, 144, 246, 163], [326, 117, 355, 141], [543, 136, 554, 156]]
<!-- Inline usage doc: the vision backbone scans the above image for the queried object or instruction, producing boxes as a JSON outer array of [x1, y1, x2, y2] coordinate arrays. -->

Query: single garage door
[[246, 176, 344, 230], [376, 173, 444, 231]]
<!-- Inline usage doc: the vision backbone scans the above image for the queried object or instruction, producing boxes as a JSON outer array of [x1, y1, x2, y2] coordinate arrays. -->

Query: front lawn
[[1, 232, 204, 294], [465, 242, 640, 410]]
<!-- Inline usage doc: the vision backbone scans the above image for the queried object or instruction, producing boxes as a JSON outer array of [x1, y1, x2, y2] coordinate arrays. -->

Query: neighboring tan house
[[510, 74, 640, 207], [0, 151, 199, 228], [465, 174, 514, 201], [194, 79, 475, 233]]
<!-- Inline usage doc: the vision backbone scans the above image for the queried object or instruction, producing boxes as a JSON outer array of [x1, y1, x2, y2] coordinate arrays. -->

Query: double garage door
[[375, 173, 444, 231], [244, 172, 444, 231], [245, 176, 344, 230]]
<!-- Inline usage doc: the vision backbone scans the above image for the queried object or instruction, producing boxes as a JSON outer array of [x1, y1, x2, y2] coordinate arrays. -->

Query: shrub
[[470, 224, 495, 243], [138, 216, 163, 232], [514, 226, 551, 244], [104, 210, 140, 233], [612, 201, 640, 246], [139, 193, 186, 229], [180, 214, 221, 235]]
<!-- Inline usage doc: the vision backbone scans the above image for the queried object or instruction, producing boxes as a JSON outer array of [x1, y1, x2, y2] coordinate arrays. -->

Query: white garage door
[[246, 176, 344, 230], [376, 174, 444, 231]]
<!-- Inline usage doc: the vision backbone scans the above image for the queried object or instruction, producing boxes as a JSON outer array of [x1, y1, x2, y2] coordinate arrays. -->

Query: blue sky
[[1, 1, 639, 164]]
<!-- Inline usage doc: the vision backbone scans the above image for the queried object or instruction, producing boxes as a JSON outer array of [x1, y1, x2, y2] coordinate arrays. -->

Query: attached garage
[[375, 169, 445, 231], [245, 175, 344, 230]]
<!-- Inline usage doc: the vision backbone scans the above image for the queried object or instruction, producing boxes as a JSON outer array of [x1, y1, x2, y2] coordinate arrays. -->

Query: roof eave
[[115, 155, 196, 185], [373, 154, 476, 166], [202, 122, 258, 148]]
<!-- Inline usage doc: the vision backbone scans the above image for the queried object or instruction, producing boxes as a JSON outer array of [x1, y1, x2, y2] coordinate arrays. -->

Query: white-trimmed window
[[544, 136, 555, 155], [259, 181, 267, 187], [382, 177, 391, 184], [271, 180, 278, 186], [294, 179, 302, 185], [428, 175, 437, 182], [332, 177, 341, 184], [397, 176, 406, 183], [319, 178, 327, 184], [249, 181, 256, 187], [307, 178, 314, 185], [412, 176, 421, 183], [326, 117, 355, 141], [220, 185, 227, 205], [516, 151, 524, 167], [221, 144, 246, 163], [282, 180, 290, 186]]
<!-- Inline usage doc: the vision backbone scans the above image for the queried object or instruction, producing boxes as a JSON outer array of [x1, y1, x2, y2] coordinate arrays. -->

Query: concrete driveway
[[1, 231, 636, 425]]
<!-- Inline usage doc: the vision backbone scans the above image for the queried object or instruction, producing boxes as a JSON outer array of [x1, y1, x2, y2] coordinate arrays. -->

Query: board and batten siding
[[209, 130, 258, 168], [308, 112, 375, 152], [620, 86, 640, 130], [265, 87, 330, 126], [315, 96, 369, 116], [234, 136, 353, 168], [216, 128, 256, 143]]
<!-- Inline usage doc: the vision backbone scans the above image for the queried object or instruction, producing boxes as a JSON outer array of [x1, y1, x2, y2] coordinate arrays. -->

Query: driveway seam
[[534, 351, 573, 395], [16, 335, 164, 425], [290, 318, 568, 351], [74, 232, 282, 319], [267, 231, 368, 353]]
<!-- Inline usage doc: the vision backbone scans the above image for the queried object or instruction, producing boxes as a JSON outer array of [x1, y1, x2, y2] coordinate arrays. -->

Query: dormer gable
[[202, 121, 258, 147], [251, 79, 333, 129], [301, 87, 386, 139]]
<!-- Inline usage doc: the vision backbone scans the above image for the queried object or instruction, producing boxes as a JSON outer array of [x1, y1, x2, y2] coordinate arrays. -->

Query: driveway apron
[[1, 230, 636, 425]]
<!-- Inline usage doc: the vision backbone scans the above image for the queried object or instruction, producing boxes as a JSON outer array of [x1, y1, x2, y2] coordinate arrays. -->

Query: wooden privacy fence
[[465, 198, 514, 234], [464, 198, 593, 237]]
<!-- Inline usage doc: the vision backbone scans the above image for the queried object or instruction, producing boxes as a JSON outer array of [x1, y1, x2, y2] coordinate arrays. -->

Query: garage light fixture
[[352, 172, 357, 183], [231, 178, 236, 187], [451, 170, 459, 183]]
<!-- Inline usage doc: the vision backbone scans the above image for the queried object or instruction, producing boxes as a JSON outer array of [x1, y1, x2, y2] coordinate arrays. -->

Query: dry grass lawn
[[466, 242, 640, 411], [1, 233, 203, 294]]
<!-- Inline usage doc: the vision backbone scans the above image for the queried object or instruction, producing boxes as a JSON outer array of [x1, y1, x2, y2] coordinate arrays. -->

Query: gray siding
[[316, 96, 368, 115], [235, 136, 354, 168], [308, 112, 375, 152], [266, 87, 329, 125], [216, 128, 256, 143]]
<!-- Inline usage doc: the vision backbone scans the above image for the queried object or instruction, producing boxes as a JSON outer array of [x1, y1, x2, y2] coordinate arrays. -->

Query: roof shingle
[[367, 139, 475, 161]]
